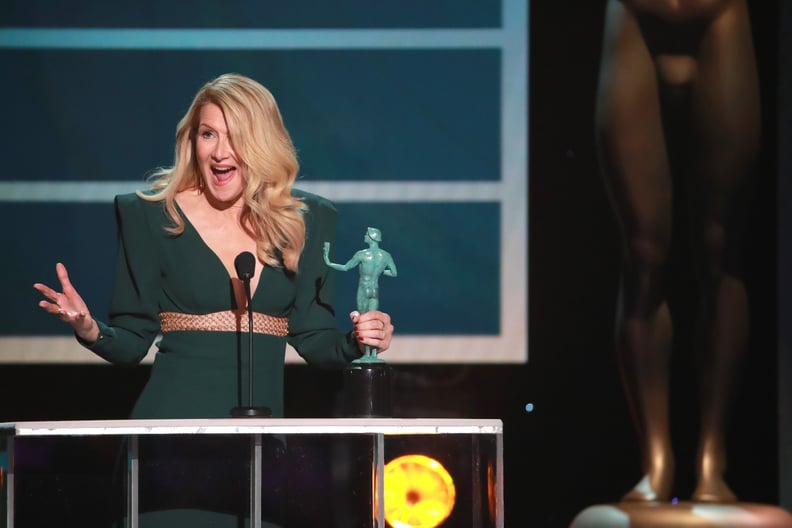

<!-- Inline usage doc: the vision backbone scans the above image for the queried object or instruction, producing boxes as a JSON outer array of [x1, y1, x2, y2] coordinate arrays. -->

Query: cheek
[[195, 150, 210, 179], [195, 142, 211, 162]]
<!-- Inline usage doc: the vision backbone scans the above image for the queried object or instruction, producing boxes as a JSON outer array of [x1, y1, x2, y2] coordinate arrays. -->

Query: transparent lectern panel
[[137, 435, 262, 525], [136, 434, 376, 527], [11, 436, 125, 526], [283, 434, 376, 527], [2, 420, 502, 528], [383, 433, 500, 528]]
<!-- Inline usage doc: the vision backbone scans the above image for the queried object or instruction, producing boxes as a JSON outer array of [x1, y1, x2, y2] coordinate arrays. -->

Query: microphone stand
[[231, 256, 272, 418], [228, 254, 271, 528]]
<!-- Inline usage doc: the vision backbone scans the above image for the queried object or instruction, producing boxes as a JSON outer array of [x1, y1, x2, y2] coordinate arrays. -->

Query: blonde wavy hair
[[140, 73, 306, 272]]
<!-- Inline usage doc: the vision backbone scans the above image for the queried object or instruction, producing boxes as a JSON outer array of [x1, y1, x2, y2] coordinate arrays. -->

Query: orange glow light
[[384, 454, 456, 528]]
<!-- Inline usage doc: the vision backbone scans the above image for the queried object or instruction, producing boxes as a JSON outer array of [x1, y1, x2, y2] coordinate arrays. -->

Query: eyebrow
[[197, 122, 228, 134]]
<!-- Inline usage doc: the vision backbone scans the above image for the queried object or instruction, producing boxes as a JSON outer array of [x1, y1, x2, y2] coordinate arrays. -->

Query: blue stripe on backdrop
[[2, 49, 500, 183], [5, 0, 501, 29]]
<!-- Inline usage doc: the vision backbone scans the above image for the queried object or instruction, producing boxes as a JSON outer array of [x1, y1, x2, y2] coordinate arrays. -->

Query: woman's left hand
[[350, 310, 394, 354]]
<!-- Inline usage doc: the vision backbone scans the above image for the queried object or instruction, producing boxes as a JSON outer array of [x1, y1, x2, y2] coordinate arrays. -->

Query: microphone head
[[234, 251, 256, 280]]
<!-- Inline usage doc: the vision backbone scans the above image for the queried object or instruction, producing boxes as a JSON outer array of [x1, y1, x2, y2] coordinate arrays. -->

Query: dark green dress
[[84, 190, 360, 527], [87, 189, 359, 419]]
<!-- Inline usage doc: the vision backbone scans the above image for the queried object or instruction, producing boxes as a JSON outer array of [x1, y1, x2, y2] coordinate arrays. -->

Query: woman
[[596, 0, 760, 504], [33, 73, 395, 525]]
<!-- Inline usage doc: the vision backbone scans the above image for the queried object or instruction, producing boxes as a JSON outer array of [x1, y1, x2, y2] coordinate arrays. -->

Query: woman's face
[[195, 103, 245, 207]]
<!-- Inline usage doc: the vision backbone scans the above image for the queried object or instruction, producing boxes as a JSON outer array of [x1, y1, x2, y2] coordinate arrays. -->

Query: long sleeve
[[287, 191, 361, 367], [83, 193, 161, 365]]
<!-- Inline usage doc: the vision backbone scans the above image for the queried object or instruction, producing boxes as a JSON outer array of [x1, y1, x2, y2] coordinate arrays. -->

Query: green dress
[[87, 189, 360, 418], [84, 189, 360, 527]]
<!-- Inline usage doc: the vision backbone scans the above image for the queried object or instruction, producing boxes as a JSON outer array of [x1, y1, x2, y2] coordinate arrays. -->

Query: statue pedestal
[[571, 501, 792, 528], [341, 362, 393, 417]]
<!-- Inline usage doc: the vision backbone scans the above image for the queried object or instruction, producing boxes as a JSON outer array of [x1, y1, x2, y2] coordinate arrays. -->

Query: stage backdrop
[[0, 0, 528, 364]]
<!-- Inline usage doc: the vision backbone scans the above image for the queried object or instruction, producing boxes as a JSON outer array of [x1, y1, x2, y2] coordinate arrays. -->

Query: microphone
[[234, 251, 256, 309], [234, 251, 256, 281], [230, 251, 272, 418]]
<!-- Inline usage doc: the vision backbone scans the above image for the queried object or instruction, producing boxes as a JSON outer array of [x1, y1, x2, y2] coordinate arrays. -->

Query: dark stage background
[[1, 2, 788, 527]]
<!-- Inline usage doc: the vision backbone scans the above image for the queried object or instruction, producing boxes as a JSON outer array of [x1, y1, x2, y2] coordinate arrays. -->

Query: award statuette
[[324, 227, 398, 417]]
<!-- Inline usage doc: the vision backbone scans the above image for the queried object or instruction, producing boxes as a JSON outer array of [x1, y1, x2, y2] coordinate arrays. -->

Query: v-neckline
[[174, 199, 263, 305]]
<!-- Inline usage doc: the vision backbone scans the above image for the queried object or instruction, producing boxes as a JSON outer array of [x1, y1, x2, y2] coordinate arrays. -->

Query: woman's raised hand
[[33, 263, 99, 343]]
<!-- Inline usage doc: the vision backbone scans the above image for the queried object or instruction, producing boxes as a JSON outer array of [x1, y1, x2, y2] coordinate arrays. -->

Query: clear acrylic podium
[[0, 418, 503, 527]]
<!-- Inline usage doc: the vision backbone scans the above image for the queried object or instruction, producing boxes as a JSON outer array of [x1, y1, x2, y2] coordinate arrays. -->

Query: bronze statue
[[595, 0, 759, 504]]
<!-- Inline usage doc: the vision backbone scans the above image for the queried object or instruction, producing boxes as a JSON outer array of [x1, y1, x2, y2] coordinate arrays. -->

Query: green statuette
[[323, 227, 398, 363]]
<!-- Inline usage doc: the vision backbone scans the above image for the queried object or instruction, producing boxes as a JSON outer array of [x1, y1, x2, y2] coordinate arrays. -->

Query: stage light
[[384, 454, 456, 528]]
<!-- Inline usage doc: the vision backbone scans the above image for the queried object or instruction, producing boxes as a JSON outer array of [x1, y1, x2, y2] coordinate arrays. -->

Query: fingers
[[57, 307, 88, 321], [35, 296, 86, 319], [351, 310, 394, 353], [56, 262, 75, 293], [34, 263, 89, 321], [32, 281, 59, 302], [33, 282, 67, 315], [33, 263, 73, 305]]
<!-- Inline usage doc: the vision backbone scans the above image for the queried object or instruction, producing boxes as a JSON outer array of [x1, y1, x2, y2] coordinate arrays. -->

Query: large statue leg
[[596, 0, 675, 502], [687, 0, 760, 502]]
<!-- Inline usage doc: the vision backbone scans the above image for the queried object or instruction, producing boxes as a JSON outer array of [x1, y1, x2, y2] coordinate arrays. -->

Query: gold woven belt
[[159, 310, 289, 337]]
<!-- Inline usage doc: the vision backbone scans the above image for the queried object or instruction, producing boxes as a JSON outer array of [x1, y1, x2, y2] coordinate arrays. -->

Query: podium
[[0, 418, 503, 527]]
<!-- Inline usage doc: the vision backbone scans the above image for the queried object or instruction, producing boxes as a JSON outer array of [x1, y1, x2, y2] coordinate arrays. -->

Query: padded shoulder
[[114, 192, 170, 226], [114, 191, 160, 212], [292, 187, 337, 216], [114, 191, 141, 208]]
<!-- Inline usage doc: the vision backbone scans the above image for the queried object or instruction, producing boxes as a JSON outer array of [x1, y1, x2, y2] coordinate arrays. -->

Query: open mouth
[[211, 165, 237, 184]]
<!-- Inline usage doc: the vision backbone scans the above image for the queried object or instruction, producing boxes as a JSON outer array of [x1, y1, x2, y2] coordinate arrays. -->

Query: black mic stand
[[231, 252, 272, 418]]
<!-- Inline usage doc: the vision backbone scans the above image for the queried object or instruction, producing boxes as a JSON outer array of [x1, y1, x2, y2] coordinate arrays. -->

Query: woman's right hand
[[33, 262, 99, 344]]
